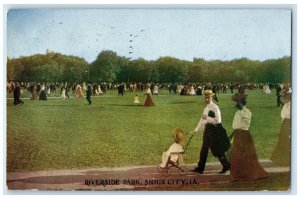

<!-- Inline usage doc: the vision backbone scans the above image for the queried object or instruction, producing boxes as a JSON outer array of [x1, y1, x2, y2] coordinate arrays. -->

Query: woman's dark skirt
[[270, 119, 291, 166], [230, 129, 268, 180]]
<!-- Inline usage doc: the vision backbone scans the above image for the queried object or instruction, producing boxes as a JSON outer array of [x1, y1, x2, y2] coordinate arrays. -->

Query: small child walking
[[134, 94, 140, 104]]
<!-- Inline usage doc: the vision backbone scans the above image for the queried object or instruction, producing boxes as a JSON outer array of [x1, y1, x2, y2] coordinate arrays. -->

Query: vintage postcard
[[5, 5, 294, 192]]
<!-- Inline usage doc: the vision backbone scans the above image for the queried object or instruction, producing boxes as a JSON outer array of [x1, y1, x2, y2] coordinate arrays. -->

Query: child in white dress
[[133, 94, 140, 104], [159, 129, 185, 168]]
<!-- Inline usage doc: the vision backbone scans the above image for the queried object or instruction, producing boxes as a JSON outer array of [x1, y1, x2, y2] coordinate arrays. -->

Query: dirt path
[[6, 160, 290, 191]]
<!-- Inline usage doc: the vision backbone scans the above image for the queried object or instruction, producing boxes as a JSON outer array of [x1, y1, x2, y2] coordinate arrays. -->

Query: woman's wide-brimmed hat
[[173, 128, 185, 146], [232, 92, 247, 103], [281, 90, 291, 101], [204, 90, 215, 97]]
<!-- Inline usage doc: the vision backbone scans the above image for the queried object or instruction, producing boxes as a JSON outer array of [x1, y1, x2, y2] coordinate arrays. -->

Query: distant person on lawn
[[86, 81, 92, 105], [39, 85, 47, 101], [144, 85, 155, 106], [275, 84, 284, 107], [61, 85, 67, 100], [75, 83, 84, 98], [30, 84, 38, 100], [118, 83, 124, 96], [13, 83, 24, 105], [133, 94, 140, 104], [153, 84, 159, 95]]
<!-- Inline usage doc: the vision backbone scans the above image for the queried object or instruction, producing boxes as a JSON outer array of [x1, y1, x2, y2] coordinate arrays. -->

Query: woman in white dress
[[265, 84, 271, 94], [153, 85, 159, 95], [75, 84, 83, 97], [47, 86, 51, 96], [189, 85, 196, 95], [97, 85, 103, 95], [61, 86, 66, 100], [177, 84, 183, 94]]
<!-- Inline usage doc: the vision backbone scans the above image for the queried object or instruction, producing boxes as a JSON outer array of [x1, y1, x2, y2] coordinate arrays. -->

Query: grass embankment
[[6, 89, 282, 171]]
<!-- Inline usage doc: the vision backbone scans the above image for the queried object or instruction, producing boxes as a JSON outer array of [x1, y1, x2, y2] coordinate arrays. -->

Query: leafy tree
[[7, 49, 291, 84], [89, 50, 122, 82], [155, 56, 189, 83], [7, 51, 88, 82], [32, 63, 62, 82]]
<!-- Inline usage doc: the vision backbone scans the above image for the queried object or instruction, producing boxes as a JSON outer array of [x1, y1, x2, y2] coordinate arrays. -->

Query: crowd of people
[[7, 80, 291, 110], [7, 80, 292, 181], [7, 81, 291, 109], [7, 81, 291, 98]]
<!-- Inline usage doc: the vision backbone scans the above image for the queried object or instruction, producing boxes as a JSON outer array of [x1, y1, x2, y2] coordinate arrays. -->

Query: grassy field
[[6, 89, 282, 172]]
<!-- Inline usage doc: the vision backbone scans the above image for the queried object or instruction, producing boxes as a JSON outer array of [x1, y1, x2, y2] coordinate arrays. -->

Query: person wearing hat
[[270, 90, 291, 166], [159, 128, 185, 168], [190, 90, 230, 174], [275, 84, 284, 107], [86, 81, 92, 105], [75, 83, 84, 98], [144, 85, 155, 106], [13, 83, 24, 105], [39, 84, 47, 101], [230, 92, 268, 180]]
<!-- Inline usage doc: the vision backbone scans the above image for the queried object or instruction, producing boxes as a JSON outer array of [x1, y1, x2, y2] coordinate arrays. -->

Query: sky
[[7, 8, 292, 63]]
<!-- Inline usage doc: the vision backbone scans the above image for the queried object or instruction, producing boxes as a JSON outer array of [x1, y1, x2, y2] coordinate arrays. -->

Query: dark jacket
[[206, 110, 231, 157]]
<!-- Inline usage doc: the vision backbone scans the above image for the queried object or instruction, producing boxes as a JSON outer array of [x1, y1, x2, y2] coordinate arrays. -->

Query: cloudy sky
[[7, 8, 291, 63]]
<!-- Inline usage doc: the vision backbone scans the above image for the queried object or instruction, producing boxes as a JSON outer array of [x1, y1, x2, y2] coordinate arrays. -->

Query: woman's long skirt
[[230, 129, 268, 180], [270, 119, 291, 166]]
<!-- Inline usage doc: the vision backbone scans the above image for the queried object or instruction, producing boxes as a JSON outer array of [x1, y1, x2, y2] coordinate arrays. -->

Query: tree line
[[7, 50, 291, 83]]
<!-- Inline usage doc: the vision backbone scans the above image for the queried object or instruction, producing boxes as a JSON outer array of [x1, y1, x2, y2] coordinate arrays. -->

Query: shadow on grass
[[170, 101, 196, 104], [251, 106, 281, 109], [38, 104, 80, 107], [105, 104, 145, 107], [7, 103, 147, 107], [6, 103, 25, 107]]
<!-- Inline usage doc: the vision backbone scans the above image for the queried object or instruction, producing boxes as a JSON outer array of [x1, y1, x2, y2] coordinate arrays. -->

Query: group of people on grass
[[9, 79, 291, 181], [160, 88, 291, 181], [8, 81, 291, 109]]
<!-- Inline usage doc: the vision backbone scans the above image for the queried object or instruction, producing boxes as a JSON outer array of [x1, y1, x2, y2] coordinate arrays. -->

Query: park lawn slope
[[6, 89, 282, 171]]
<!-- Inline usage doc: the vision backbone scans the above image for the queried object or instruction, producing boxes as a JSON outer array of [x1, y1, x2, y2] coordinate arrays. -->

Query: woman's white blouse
[[232, 107, 252, 131]]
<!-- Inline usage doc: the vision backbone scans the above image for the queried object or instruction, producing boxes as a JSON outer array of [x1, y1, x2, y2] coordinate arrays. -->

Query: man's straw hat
[[204, 90, 215, 97]]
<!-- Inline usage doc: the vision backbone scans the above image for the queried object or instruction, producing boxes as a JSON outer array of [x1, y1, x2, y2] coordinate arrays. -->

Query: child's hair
[[173, 128, 185, 146]]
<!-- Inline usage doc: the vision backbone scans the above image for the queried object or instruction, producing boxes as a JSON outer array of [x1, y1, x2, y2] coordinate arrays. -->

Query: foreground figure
[[270, 90, 291, 166], [230, 92, 268, 180], [191, 90, 230, 174], [159, 128, 185, 168]]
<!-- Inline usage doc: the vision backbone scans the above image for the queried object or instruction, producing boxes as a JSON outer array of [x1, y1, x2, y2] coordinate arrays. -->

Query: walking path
[[6, 160, 290, 191]]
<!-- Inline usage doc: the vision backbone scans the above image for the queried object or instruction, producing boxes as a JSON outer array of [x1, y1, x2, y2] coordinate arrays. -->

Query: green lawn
[[6, 89, 282, 172]]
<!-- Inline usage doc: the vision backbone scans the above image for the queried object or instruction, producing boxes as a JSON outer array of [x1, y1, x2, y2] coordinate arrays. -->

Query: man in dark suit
[[276, 84, 284, 107], [86, 82, 92, 105], [118, 83, 124, 96], [190, 90, 230, 174], [13, 83, 24, 105]]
